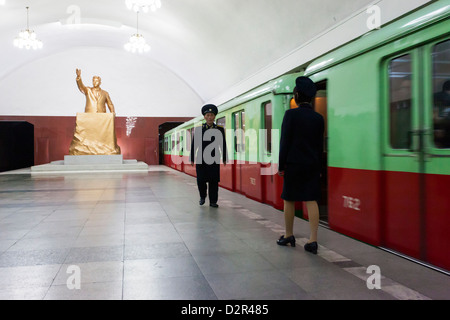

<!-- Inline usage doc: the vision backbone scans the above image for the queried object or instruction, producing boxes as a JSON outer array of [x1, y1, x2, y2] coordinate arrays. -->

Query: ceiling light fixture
[[124, 11, 150, 54], [14, 6, 43, 50], [125, 0, 162, 13]]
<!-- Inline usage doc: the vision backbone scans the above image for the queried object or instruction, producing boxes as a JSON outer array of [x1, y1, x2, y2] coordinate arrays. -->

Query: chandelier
[[14, 7, 43, 50], [124, 11, 150, 54], [125, 0, 162, 13]]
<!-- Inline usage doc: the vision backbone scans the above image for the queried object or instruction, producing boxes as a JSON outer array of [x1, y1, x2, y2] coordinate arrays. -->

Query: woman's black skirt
[[281, 164, 321, 202]]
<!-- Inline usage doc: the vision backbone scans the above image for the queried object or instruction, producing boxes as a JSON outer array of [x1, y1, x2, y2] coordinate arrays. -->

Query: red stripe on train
[[329, 167, 449, 271]]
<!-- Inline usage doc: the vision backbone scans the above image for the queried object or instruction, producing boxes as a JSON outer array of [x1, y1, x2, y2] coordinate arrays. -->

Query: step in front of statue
[[64, 155, 124, 165], [31, 155, 148, 172]]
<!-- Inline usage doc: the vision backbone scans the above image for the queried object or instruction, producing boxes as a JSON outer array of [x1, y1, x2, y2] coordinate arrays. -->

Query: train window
[[432, 39, 450, 149], [388, 54, 412, 149], [233, 113, 239, 153], [263, 102, 273, 153], [186, 128, 192, 151], [217, 116, 226, 128], [180, 131, 184, 152], [241, 111, 246, 153], [171, 134, 175, 151], [233, 111, 245, 153]]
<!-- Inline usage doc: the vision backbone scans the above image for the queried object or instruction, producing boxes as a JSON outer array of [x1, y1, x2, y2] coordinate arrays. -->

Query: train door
[[424, 38, 450, 271], [261, 101, 275, 206], [233, 110, 245, 194], [216, 116, 233, 190], [383, 51, 425, 261], [313, 83, 329, 224], [382, 38, 450, 270], [179, 131, 184, 172]]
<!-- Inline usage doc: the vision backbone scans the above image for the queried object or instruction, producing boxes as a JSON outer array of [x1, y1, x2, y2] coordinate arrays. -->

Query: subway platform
[[0, 166, 449, 301]]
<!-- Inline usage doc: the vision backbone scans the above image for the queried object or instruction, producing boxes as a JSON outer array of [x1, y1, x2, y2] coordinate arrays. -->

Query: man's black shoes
[[199, 198, 218, 207]]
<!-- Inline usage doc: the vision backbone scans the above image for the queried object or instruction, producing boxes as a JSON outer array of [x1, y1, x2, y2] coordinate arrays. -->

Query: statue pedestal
[[69, 113, 121, 155], [31, 155, 149, 172], [64, 155, 123, 165]]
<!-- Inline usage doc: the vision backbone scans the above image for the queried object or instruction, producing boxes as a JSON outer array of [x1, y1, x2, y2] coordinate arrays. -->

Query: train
[[164, 1, 450, 273]]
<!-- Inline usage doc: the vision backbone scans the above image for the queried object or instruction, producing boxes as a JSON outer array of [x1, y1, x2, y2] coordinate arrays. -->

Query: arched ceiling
[[0, 0, 432, 117]]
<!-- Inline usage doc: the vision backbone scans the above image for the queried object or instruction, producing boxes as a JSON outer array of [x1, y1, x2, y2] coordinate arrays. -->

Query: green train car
[[164, 1, 450, 272]]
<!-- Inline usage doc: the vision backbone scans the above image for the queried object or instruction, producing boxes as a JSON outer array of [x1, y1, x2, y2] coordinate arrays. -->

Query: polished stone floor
[[0, 166, 449, 300]]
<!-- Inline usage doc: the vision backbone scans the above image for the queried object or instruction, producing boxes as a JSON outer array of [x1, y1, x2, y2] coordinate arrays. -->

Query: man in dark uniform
[[190, 104, 227, 207]]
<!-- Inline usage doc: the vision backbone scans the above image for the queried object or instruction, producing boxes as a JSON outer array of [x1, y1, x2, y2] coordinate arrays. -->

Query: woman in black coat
[[277, 77, 324, 254]]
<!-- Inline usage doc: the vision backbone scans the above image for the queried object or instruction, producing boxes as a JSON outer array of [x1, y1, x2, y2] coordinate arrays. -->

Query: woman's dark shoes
[[210, 203, 219, 208], [199, 198, 206, 206], [304, 241, 318, 254], [277, 235, 296, 247]]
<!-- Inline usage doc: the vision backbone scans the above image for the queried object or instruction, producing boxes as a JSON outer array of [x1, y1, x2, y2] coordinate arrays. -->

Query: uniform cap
[[295, 76, 317, 98], [202, 104, 218, 116]]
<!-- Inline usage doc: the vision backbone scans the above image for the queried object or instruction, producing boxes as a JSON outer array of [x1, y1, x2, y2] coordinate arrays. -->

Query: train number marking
[[343, 196, 361, 211]]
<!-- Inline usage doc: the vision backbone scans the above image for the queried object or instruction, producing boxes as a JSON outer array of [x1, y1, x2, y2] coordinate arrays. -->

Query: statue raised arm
[[75, 68, 115, 114]]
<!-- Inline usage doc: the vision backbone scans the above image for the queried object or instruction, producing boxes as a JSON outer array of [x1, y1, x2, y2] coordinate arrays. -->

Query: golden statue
[[69, 69, 121, 155]]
